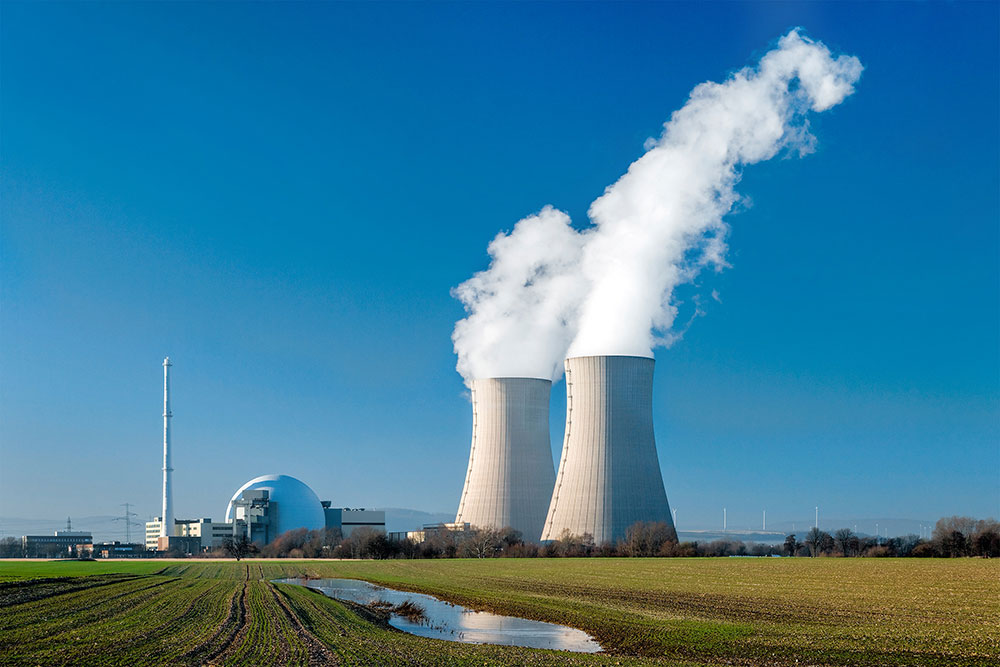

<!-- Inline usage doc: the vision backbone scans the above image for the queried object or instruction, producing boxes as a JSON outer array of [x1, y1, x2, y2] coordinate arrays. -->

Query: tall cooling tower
[[455, 378, 555, 540], [542, 355, 675, 544]]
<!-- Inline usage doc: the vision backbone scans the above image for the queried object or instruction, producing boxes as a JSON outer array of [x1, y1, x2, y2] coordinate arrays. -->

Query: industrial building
[[145, 519, 165, 549], [144, 518, 232, 551], [88, 542, 150, 558], [175, 518, 225, 543], [143, 472, 385, 551], [148, 360, 384, 552], [226, 474, 326, 543], [224, 475, 385, 545], [390, 522, 471, 544], [542, 355, 677, 544], [455, 378, 556, 541], [21, 528, 92, 558], [322, 503, 386, 538]]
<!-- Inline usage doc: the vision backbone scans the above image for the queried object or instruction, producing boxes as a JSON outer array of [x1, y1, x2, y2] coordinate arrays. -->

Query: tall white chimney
[[160, 357, 173, 538]]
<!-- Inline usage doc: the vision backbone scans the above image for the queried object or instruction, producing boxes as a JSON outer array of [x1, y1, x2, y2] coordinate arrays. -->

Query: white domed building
[[226, 474, 325, 544]]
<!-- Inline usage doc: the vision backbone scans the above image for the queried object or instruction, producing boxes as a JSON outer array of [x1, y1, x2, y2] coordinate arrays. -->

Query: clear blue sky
[[2, 1, 997, 533]]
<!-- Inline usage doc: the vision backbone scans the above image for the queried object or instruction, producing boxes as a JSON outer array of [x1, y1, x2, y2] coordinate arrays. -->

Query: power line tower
[[113, 503, 141, 544]]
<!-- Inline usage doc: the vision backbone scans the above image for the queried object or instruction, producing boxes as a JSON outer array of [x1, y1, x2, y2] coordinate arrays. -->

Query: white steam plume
[[453, 30, 862, 380], [569, 30, 862, 357], [451, 206, 586, 381]]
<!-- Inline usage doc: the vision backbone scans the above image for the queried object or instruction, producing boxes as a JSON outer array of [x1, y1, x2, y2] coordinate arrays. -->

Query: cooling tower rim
[[564, 354, 655, 362], [471, 376, 553, 382]]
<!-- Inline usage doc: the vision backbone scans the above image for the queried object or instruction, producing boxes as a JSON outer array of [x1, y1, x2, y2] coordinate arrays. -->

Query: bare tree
[[0, 537, 22, 558], [834, 528, 855, 556], [621, 521, 677, 557], [221, 535, 256, 561], [464, 527, 503, 558], [549, 530, 594, 557], [804, 527, 830, 557], [932, 516, 977, 556]]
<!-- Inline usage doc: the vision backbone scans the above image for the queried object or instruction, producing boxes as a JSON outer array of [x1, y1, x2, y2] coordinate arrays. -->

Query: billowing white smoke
[[452, 206, 586, 381], [453, 30, 862, 381]]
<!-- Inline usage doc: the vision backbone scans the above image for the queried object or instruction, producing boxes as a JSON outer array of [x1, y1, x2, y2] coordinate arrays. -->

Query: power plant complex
[[147, 353, 675, 550], [456, 355, 677, 544], [147, 358, 384, 553]]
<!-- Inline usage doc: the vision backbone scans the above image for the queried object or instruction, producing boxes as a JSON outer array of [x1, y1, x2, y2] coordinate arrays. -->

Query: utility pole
[[114, 503, 140, 544], [723, 507, 727, 532]]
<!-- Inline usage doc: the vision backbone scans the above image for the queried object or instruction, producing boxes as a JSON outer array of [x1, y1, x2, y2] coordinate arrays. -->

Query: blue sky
[[2, 1, 997, 535]]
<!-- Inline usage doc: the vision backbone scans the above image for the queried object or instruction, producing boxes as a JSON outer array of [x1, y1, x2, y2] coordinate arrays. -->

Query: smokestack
[[542, 355, 675, 544], [455, 378, 556, 540], [160, 357, 173, 538]]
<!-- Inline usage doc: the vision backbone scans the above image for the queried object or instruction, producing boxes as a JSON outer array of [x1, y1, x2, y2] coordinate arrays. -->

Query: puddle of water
[[275, 577, 601, 653]]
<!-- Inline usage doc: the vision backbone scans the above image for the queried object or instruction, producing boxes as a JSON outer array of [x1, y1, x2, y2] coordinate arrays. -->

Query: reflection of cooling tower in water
[[455, 378, 555, 540], [542, 355, 675, 544]]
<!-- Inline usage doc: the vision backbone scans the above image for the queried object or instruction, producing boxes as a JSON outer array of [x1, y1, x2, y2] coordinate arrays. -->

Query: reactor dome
[[225, 474, 325, 538]]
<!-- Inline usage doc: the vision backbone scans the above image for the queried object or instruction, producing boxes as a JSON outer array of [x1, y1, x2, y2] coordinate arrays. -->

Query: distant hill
[[765, 518, 936, 539], [678, 530, 788, 545]]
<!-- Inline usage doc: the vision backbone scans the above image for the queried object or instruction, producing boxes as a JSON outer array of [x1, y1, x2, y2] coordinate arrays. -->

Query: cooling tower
[[455, 378, 556, 540], [542, 355, 675, 544]]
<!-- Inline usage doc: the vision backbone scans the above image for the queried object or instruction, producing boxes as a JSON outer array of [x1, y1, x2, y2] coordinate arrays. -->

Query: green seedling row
[[0, 558, 995, 666]]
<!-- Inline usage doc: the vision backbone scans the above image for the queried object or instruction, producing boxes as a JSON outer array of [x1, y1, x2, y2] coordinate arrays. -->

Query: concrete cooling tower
[[455, 378, 556, 540], [542, 355, 675, 544]]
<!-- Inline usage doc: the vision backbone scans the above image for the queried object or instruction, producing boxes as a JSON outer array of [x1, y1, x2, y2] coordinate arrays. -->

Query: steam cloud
[[453, 30, 863, 382]]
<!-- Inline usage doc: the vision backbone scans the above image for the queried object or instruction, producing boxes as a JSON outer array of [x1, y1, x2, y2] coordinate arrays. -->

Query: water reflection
[[275, 577, 601, 653]]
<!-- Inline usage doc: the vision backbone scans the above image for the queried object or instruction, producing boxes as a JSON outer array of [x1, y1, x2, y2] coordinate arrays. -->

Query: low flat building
[[396, 522, 470, 543], [156, 536, 202, 555], [22, 530, 93, 557], [92, 542, 150, 558], [323, 504, 385, 538]]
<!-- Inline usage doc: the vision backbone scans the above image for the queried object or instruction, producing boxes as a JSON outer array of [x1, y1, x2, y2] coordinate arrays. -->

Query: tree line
[[209, 514, 998, 560], [3, 515, 995, 559]]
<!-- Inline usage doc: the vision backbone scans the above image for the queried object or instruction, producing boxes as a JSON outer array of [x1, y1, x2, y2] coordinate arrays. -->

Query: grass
[[0, 558, 996, 666]]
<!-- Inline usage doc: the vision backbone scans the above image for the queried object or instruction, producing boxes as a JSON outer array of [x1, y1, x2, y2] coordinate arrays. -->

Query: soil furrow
[[268, 582, 339, 666], [182, 565, 249, 665], [0, 574, 138, 608]]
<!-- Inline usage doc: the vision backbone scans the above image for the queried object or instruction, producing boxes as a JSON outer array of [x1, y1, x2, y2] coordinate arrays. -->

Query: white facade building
[[145, 518, 231, 551], [145, 519, 164, 550]]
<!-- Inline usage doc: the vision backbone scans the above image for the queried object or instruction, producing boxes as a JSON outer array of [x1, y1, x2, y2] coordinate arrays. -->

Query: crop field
[[0, 558, 996, 666]]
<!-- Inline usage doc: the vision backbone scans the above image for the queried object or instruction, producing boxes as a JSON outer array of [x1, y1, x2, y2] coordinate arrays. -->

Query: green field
[[0, 558, 995, 666]]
